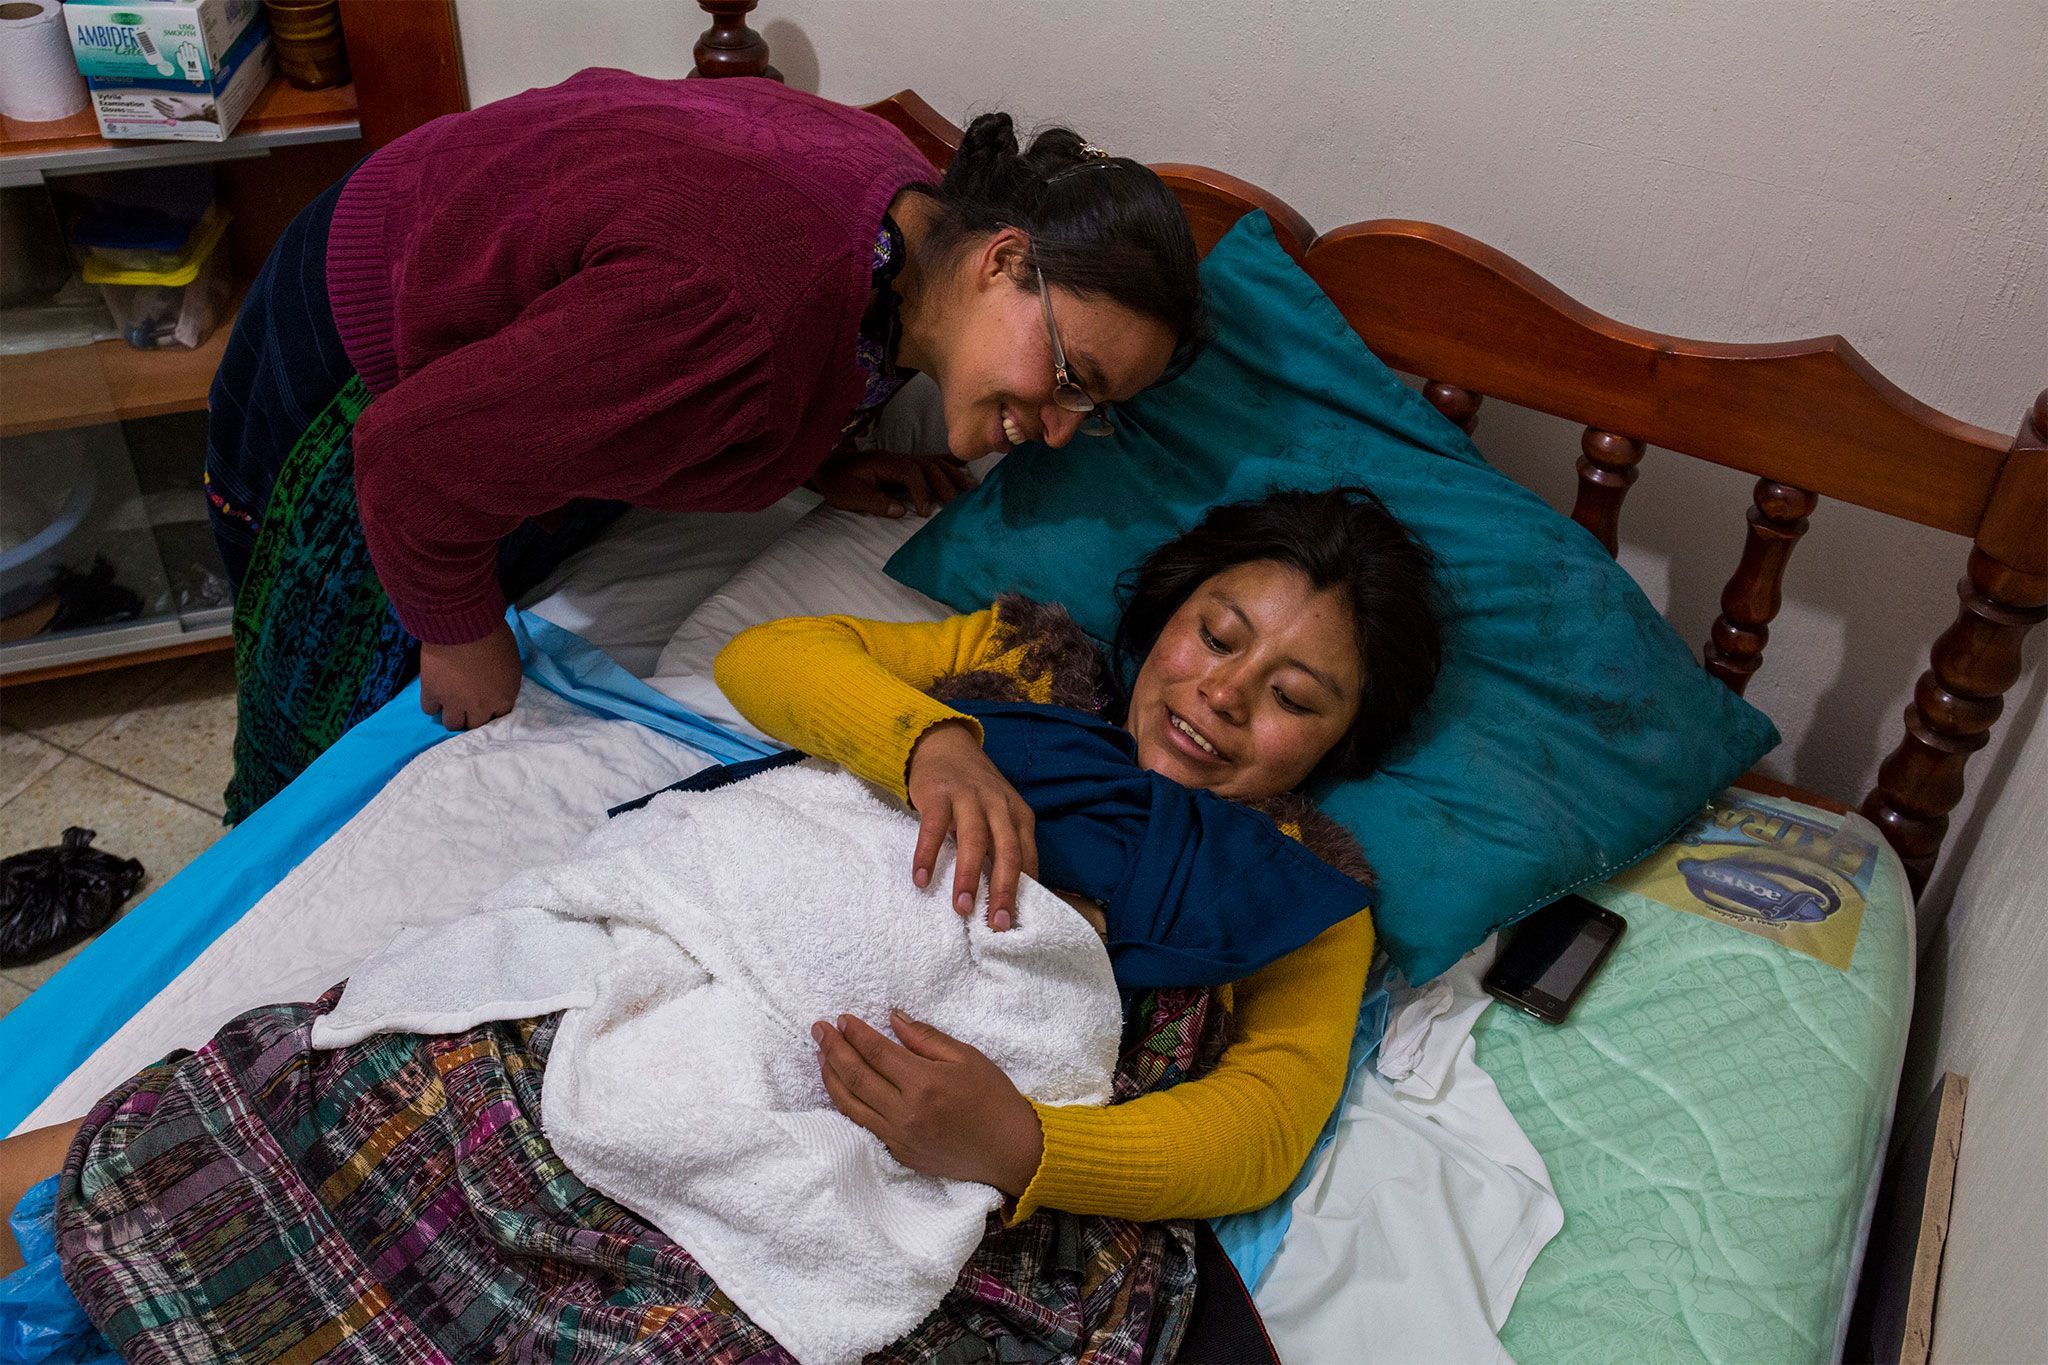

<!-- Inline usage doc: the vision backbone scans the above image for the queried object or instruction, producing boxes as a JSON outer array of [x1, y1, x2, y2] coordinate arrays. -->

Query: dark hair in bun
[[919, 111, 1208, 381]]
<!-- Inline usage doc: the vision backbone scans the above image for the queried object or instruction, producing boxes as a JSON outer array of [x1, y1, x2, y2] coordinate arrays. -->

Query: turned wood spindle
[[690, 0, 781, 81], [1422, 380, 1482, 434], [1860, 388, 2048, 896], [1570, 428, 1647, 556], [1703, 479, 1819, 694], [1861, 548, 2046, 894]]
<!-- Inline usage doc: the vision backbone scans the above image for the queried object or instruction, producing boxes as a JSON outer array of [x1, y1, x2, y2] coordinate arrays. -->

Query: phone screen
[[1529, 920, 1615, 996], [1485, 895, 1624, 1021]]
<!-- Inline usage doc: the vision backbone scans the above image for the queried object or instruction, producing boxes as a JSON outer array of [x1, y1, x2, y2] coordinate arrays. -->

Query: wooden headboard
[[684, 7, 2047, 906]]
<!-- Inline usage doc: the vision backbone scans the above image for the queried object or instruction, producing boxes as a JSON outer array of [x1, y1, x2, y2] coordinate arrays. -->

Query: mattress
[[1480, 791, 1912, 1363]]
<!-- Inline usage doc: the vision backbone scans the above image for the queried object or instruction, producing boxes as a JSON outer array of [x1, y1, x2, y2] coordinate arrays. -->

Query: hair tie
[[1048, 149, 1120, 185]]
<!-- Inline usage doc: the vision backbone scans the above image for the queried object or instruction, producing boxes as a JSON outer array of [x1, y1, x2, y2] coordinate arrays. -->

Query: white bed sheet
[[518, 497, 812, 677]]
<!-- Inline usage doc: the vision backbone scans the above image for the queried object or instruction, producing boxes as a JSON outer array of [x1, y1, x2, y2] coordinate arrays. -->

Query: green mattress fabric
[[1479, 792, 1911, 1363]]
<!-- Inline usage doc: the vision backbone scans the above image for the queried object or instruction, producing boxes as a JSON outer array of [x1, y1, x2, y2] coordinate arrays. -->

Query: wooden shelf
[[0, 624, 231, 686], [0, 299, 237, 439], [0, 79, 359, 182]]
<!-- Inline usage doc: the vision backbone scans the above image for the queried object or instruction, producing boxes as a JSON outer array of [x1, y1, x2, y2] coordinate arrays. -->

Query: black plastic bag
[[46, 556, 144, 634], [0, 827, 145, 970]]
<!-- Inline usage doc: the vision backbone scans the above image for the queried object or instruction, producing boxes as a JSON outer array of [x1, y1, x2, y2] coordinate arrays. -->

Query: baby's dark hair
[[1113, 487, 1446, 785], [916, 112, 1208, 381]]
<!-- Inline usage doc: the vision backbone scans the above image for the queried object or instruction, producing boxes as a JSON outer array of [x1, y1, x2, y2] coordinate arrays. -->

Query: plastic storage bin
[[79, 206, 232, 350]]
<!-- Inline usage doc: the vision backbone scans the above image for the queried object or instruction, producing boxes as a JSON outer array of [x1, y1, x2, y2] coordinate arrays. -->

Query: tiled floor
[[0, 652, 236, 1019]]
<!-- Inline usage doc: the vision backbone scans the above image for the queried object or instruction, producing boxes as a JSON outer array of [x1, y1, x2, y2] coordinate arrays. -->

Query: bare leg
[[0, 1119, 81, 1276]]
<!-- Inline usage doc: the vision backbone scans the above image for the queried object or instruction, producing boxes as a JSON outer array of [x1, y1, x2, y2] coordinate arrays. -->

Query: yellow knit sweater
[[713, 604, 1371, 1222]]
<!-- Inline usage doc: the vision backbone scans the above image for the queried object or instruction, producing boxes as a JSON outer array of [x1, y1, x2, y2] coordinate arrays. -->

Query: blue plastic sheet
[[509, 612, 774, 764], [0, 675, 447, 1136], [0, 1178, 116, 1365]]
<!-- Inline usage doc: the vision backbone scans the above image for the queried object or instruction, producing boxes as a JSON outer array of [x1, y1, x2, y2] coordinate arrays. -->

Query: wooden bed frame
[[685, 3, 2045, 922]]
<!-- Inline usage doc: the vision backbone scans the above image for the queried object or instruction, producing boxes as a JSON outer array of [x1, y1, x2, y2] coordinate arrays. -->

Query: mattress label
[[1607, 792, 1876, 970]]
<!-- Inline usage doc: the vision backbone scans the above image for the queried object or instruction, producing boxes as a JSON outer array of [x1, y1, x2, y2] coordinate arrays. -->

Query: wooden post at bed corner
[[690, 0, 781, 81], [1861, 389, 2048, 903]]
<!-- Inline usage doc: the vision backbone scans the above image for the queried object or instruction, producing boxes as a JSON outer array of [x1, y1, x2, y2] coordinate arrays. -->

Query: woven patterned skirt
[[54, 985, 1217, 1363], [206, 170, 618, 824]]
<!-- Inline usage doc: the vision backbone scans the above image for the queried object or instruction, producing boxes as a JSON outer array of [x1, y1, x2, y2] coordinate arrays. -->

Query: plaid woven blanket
[[56, 983, 1215, 1363]]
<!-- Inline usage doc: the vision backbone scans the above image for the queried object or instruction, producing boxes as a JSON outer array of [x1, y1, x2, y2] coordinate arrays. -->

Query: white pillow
[[645, 504, 955, 739], [648, 377, 994, 740]]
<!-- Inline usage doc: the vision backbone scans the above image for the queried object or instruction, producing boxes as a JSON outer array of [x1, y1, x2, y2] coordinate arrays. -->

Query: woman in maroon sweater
[[207, 70, 1205, 822]]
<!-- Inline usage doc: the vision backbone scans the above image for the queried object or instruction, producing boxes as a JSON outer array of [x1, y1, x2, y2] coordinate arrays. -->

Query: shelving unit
[[0, 81, 354, 681], [0, 0, 466, 685]]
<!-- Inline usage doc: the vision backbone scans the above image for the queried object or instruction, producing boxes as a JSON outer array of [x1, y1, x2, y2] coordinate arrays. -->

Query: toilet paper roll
[[0, 0, 90, 123]]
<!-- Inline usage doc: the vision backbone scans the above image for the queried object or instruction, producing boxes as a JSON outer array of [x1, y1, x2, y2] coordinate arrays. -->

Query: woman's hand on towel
[[906, 721, 1038, 931], [419, 621, 523, 731], [812, 1009, 1044, 1195]]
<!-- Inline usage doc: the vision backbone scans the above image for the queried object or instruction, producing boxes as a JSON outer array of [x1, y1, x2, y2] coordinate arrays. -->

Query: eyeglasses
[[1037, 269, 1115, 437]]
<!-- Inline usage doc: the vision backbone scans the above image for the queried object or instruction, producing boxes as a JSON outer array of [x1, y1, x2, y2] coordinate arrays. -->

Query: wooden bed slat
[[1704, 480, 1820, 694], [1847, 1072, 1969, 1363], [1571, 429, 1647, 557]]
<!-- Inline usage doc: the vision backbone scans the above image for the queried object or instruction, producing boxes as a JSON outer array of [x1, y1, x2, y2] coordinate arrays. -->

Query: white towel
[[314, 760, 1123, 1365]]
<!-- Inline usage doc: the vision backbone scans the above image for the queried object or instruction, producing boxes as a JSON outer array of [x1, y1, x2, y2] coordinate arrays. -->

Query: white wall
[[454, 0, 2048, 1348], [1925, 694, 2048, 1364], [457, 1, 2046, 915]]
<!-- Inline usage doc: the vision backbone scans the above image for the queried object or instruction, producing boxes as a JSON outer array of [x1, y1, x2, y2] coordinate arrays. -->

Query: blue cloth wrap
[[950, 700, 1373, 990]]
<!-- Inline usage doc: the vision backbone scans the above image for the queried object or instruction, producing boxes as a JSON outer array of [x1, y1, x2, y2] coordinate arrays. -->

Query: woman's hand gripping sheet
[[419, 618, 524, 730], [813, 1009, 1046, 1196], [905, 718, 1039, 932]]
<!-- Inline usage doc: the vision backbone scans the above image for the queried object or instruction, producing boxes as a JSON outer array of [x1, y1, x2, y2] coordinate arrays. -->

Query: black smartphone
[[1483, 894, 1626, 1024]]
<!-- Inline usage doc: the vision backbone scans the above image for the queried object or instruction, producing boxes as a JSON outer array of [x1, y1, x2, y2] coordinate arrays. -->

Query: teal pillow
[[886, 212, 1779, 983]]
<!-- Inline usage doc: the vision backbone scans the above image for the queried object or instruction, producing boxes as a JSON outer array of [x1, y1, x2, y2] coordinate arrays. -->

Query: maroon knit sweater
[[324, 70, 934, 645]]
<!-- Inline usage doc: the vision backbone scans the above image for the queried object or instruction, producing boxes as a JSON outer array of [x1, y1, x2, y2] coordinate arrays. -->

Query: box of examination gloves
[[65, 0, 272, 141], [64, 0, 261, 80]]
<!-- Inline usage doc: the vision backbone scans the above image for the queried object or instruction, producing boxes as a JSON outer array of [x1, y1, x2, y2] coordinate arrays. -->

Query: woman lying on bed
[[718, 486, 1443, 1220], [0, 486, 1441, 1359]]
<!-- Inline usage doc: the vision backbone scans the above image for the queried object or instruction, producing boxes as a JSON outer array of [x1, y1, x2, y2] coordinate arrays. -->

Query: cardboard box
[[80, 19, 273, 142], [63, 0, 262, 81]]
